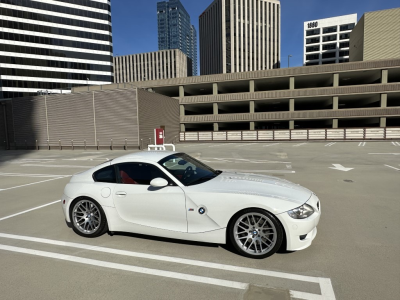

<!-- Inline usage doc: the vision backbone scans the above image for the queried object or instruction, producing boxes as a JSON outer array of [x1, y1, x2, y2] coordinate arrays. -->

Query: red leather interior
[[120, 171, 137, 184]]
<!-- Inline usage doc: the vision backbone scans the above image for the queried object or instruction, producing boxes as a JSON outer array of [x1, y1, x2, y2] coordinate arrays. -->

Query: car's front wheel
[[229, 208, 283, 259], [70, 198, 108, 238]]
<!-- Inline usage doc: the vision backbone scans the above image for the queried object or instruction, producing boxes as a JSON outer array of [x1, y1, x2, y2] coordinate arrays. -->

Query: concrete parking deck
[[0, 142, 399, 300]]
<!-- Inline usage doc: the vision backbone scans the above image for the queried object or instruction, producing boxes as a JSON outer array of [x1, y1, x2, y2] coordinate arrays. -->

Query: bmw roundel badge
[[198, 207, 206, 215]]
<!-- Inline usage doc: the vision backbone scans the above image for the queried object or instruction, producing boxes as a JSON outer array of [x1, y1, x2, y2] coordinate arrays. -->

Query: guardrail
[[180, 128, 400, 142]]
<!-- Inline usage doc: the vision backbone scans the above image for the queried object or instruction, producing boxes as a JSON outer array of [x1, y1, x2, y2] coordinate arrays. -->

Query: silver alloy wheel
[[233, 212, 277, 256], [72, 200, 101, 235]]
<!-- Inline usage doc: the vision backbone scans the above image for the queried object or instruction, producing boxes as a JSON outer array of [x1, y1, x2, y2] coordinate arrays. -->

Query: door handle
[[116, 192, 127, 196]]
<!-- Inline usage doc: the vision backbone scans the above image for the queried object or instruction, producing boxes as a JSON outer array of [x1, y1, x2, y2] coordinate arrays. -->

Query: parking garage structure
[[73, 58, 400, 136]]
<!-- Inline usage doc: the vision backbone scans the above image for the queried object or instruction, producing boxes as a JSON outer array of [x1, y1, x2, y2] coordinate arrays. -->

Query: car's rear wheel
[[229, 208, 283, 259], [70, 198, 108, 238]]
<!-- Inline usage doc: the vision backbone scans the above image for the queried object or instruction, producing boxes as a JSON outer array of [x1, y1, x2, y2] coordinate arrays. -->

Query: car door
[[112, 162, 187, 232]]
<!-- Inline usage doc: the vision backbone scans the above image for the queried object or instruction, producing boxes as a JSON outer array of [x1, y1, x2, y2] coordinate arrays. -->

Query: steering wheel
[[182, 166, 194, 181]]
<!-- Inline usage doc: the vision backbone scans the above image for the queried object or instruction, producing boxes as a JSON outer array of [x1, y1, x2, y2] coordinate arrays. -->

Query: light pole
[[288, 55, 292, 68]]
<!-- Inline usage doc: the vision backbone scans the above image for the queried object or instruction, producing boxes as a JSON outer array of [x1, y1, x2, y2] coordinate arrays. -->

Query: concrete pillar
[[179, 85, 184, 98], [180, 124, 186, 132], [380, 118, 387, 128], [381, 70, 388, 84], [213, 103, 218, 115], [289, 121, 294, 130], [333, 96, 339, 110], [290, 77, 295, 90], [333, 73, 339, 87], [250, 101, 255, 113], [249, 80, 255, 93], [180, 105, 185, 117], [289, 99, 295, 111], [250, 122, 255, 131], [381, 94, 387, 107], [213, 123, 219, 132], [213, 83, 218, 95], [332, 119, 338, 129]]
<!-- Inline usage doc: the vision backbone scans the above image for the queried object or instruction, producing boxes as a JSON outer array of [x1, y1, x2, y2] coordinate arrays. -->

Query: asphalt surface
[[0, 141, 399, 300]]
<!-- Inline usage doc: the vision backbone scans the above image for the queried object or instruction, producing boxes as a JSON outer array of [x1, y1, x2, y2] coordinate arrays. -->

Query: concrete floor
[[0, 141, 399, 300]]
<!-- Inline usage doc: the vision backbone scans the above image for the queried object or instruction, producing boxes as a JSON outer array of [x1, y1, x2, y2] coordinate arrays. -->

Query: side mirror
[[150, 178, 169, 188]]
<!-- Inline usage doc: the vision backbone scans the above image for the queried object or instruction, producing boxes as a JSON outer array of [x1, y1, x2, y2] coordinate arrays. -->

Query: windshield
[[158, 153, 221, 186]]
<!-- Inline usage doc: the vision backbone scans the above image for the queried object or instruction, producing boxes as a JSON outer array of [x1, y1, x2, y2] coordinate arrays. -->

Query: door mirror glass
[[150, 178, 169, 188]]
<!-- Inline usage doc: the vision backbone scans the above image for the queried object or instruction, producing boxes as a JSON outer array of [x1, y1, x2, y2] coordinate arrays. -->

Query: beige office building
[[200, 0, 281, 75], [350, 8, 400, 62], [113, 49, 192, 83]]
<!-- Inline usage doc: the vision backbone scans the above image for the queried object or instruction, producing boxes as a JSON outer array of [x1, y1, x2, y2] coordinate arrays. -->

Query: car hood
[[189, 172, 312, 205]]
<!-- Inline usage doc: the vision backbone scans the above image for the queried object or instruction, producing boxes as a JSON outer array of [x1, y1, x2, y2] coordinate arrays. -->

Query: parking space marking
[[0, 233, 335, 299], [0, 244, 248, 290], [391, 142, 400, 147], [263, 143, 280, 147], [358, 142, 366, 147], [384, 165, 400, 171], [293, 143, 307, 147], [183, 144, 209, 148], [0, 201, 60, 222], [0, 172, 70, 178], [22, 164, 91, 169], [0, 177, 69, 192], [235, 143, 258, 148], [208, 144, 230, 148], [325, 143, 336, 147], [369, 153, 400, 155]]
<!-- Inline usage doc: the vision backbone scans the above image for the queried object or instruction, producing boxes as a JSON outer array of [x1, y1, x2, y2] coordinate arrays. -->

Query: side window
[[116, 163, 171, 185], [93, 166, 116, 183]]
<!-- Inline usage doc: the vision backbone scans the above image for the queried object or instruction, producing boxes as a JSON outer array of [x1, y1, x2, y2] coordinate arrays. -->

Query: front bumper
[[61, 194, 73, 223], [276, 194, 321, 251]]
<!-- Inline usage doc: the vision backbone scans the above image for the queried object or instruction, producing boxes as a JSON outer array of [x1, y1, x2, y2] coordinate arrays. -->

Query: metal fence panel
[[327, 129, 345, 140], [227, 131, 242, 141], [291, 130, 308, 140]]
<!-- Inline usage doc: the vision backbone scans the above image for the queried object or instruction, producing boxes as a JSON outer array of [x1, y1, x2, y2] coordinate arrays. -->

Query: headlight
[[288, 204, 314, 219]]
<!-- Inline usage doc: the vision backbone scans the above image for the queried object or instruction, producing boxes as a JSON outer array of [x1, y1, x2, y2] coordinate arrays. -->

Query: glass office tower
[[157, 0, 197, 76], [0, 0, 114, 99]]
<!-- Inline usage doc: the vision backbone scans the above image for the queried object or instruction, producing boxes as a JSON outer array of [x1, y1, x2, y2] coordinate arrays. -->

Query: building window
[[340, 33, 350, 40], [322, 43, 337, 51], [322, 52, 336, 59], [339, 58, 350, 63], [306, 54, 320, 60], [339, 50, 349, 56], [306, 37, 320, 44], [323, 35, 337, 42], [339, 41, 350, 48], [323, 26, 337, 34], [306, 45, 320, 52], [340, 23, 355, 31], [322, 59, 336, 65], [306, 28, 320, 36], [305, 61, 319, 66]]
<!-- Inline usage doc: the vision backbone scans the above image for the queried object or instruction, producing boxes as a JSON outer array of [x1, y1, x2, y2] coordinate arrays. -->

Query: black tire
[[228, 208, 283, 259], [70, 198, 108, 238]]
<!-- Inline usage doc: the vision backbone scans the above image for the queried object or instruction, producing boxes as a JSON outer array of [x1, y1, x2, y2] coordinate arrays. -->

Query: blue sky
[[111, 0, 399, 72]]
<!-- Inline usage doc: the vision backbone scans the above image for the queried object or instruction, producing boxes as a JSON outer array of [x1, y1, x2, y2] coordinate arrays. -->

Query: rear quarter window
[[93, 166, 116, 183]]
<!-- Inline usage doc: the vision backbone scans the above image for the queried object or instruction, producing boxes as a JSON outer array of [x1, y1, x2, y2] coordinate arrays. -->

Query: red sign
[[155, 128, 164, 145]]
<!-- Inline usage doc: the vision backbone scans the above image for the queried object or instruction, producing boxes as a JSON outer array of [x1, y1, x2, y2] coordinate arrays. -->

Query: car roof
[[112, 151, 178, 164]]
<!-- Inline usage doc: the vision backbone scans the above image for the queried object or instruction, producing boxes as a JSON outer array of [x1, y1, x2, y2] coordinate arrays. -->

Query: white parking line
[[183, 144, 209, 148], [0, 201, 60, 222], [263, 143, 280, 147], [22, 164, 91, 169], [358, 142, 366, 147], [0, 177, 69, 192], [369, 153, 400, 155], [235, 143, 257, 148], [0, 244, 247, 290], [293, 143, 307, 147], [325, 143, 336, 147], [0, 172, 70, 178], [208, 144, 229, 148], [384, 165, 400, 171], [391, 142, 400, 147], [0, 233, 336, 299], [223, 169, 296, 174]]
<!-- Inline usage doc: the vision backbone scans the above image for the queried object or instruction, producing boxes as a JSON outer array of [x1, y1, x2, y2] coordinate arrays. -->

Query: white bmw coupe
[[61, 151, 320, 259]]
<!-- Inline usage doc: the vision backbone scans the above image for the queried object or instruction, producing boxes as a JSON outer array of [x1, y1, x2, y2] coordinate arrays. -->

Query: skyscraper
[[200, 0, 281, 75], [157, 0, 197, 76], [0, 0, 114, 99], [304, 14, 357, 66]]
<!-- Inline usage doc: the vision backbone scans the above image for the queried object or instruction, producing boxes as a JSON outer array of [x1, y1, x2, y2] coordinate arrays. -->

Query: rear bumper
[[276, 194, 321, 251]]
